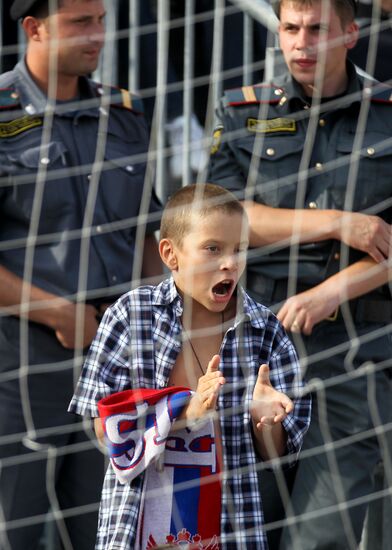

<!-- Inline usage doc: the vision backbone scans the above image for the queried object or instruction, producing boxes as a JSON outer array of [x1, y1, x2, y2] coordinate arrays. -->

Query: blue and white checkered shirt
[[69, 277, 311, 549]]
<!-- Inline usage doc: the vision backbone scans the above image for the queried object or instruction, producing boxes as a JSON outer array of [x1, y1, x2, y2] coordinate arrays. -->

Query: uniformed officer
[[0, 1, 162, 548], [208, 0, 392, 549]]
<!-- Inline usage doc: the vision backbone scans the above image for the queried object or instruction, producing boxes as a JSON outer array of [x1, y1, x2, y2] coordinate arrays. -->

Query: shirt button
[[40, 157, 50, 165], [319, 119, 326, 127], [266, 148, 275, 157], [125, 165, 134, 172], [112, 275, 118, 283], [96, 225, 102, 233], [367, 147, 375, 156], [315, 162, 323, 171], [274, 88, 283, 96], [11, 91, 19, 99], [308, 201, 318, 209], [25, 104, 36, 115]]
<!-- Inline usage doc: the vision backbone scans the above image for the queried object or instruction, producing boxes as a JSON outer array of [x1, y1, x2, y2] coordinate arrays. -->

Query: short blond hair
[[274, 0, 357, 26], [160, 183, 246, 246]]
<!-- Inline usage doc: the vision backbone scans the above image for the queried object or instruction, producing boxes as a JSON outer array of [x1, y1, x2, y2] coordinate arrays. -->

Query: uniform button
[[367, 147, 375, 156], [315, 162, 323, 171], [334, 252, 340, 260], [319, 119, 326, 127], [266, 148, 275, 157], [309, 201, 318, 209], [40, 157, 50, 165], [96, 225, 102, 233], [125, 165, 134, 172], [112, 275, 118, 283], [25, 104, 36, 115]]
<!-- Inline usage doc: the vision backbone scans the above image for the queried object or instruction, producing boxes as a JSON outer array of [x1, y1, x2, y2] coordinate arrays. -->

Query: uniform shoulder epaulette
[[370, 85, 392, 104], [223, 84, 284, 107], [95, 84, 144, 114], [0, 88, 21, 110]]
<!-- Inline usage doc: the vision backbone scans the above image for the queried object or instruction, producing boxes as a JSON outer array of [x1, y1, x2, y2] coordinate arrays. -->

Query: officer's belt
[[247, 273, 392, 324]]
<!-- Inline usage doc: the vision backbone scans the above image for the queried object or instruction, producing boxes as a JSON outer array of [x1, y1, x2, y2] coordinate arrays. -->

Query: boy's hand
[[251, 364, 294, 431], [183, 354, 225, 423]]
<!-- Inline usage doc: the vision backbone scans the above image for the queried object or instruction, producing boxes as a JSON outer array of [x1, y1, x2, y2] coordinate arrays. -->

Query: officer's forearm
[[141, 233, 164, 283], [319, 256, 390, 304], [0, 264, 70, 327], [243, 201, 340, 247]]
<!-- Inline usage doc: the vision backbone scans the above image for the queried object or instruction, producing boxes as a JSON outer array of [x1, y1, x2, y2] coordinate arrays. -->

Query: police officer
[[208, 0, 392, 548], [0, 1, 162, 548]]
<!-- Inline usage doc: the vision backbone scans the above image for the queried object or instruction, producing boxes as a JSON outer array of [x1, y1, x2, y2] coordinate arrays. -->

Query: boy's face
[[162, 210, 249, 312]]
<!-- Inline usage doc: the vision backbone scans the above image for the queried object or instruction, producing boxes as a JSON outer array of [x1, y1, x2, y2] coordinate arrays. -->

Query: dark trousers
[[0, 316, 105, 550], [248, 280, 392, 550], [279, 320, 392, 550]]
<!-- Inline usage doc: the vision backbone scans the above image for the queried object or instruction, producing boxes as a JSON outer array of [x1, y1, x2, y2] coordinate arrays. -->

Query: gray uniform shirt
[[208, 62, 392, 294], [0, 60, 161, 302]]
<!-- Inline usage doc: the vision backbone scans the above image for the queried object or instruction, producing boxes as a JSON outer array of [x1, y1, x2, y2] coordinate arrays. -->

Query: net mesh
[[0, 0, 391, 548]]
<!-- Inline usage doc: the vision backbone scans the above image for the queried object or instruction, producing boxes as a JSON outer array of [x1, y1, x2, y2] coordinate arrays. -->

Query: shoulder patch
[[223, 84, 284, 107], [0, 88, 21, 110], [370, 86, 392, 104], [96, 84, 144, 114], [0, 115, 42, 138]]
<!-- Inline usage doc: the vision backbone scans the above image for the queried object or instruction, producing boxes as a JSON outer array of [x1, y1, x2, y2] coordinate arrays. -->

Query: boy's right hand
[[183, 354, 225, 423]]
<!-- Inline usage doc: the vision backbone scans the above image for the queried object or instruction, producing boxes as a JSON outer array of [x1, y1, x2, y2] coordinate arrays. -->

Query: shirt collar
[[275, 60, 363, 111], [13, 58, 100, 117], [152, 277, 268, 330]]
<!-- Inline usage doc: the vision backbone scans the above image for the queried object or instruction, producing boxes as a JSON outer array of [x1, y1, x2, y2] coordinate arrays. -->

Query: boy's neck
[[182, 297, 236, 331]]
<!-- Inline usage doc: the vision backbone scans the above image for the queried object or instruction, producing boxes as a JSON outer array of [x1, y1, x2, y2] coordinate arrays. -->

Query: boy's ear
[[159, 238, 178, 271]]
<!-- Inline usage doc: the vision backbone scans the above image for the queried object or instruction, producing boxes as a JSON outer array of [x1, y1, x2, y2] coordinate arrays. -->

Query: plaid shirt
[[69, 277, 311, 549]]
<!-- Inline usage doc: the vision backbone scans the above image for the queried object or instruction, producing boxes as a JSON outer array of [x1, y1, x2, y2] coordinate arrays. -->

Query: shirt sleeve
[[267, 325, 312, 467], [207, 101, 248, 197], [68, 296, 134, 417]]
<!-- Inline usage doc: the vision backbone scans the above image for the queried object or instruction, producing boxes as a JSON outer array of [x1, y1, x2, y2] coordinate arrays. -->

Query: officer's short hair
[[11, 0, 66, 21], [160, 183, 246, 246], [273, 0, 357, 26]]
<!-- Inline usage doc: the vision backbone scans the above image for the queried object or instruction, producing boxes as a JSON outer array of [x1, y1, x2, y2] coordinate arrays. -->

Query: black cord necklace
[[183, 311, 225, 376]]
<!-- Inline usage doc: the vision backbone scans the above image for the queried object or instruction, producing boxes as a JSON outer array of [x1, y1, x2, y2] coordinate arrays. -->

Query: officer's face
[[39, 0, 106, 77], [278, 1, 358, 97]]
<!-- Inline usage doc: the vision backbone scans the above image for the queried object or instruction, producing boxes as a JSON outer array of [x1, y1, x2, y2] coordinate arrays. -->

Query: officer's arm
[[277, 257, 391, 334], [244, 201, 392, 263], [141, 233, 163, 283], [0, 264, 99, 349]]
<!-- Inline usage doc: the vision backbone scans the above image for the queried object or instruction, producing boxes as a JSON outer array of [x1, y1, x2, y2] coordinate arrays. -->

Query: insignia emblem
[[210, 125, 223, 155], [247, 117, 296, 133], [0, 115, 42, 138]]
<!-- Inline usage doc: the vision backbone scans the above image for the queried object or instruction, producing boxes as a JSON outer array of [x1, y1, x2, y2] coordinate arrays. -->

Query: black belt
[[246, 273, 392, 325]]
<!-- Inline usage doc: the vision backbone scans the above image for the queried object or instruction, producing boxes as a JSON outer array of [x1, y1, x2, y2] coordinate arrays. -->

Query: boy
[[69, 183, 311, 549]]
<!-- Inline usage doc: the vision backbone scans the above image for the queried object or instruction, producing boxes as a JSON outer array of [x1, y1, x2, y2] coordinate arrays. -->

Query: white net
[[0, 0, 391, 549]]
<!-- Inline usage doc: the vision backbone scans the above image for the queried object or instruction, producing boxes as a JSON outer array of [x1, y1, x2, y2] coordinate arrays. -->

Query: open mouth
[[212, 279, 234, 297]]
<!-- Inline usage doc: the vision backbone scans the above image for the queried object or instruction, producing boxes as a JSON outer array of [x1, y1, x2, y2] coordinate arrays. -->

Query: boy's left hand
[[251, 364, 294, 431]]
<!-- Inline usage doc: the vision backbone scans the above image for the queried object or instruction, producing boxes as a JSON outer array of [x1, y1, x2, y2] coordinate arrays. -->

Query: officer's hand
[[277, 285, 339, 335], [52, 300, 100, 349], [337, 212, 392, 263]]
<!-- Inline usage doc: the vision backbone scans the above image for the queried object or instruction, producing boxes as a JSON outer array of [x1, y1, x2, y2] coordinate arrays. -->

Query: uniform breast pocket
[[334, 132, 392, 212], [100, 138, 147, 223], [236, 135, 304, 207], [5, 140, 72, 232]]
